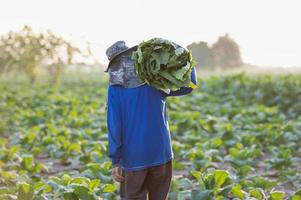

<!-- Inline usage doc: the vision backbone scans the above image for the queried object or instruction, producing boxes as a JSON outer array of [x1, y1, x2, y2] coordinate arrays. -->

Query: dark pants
[[120, 160, 172, 200]]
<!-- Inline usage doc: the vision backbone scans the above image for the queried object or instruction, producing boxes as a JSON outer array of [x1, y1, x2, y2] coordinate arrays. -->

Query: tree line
[[0, 26, 92, 83], [0, 26, 243, 83], [187, 33, 243, 68]]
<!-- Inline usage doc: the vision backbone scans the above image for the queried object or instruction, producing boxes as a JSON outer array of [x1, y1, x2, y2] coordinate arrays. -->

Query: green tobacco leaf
[[231, 184, 245, 199], [191, 190, 212, 200], [175, 47, 185, 56], [70, 177, 90, 187], [87, 163, 101, 174], [178, 191, 191, 200], [8, 145, 19, 160], [17, 182, 34, 200], [178, 178, 193, 190], [0, 171, 17, 180], [89, 180, 100, 191], [292, 195, 301, 200], [102, 184, 117, 193], [172, 64, 190, 80], [33, 181, 46, 190], [191, 171, 202, 181], [159, 71, 185, 88], [63, 192, 78, 200], [62, 174, 71, 185], [214, 170, 229, 188], [68, 143, 81, 152], [73, 185, 95, 200], [249, 188, 264, 199], [269, 191, 285, 200], [49, 177, 64, 186], [251, 176, 277, 189], [21, 155, 34, 171], [159, 51, 170, 65]]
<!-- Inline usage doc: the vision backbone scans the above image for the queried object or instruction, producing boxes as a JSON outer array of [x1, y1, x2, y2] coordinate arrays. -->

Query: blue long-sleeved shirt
[[106, 67, 198, 171]]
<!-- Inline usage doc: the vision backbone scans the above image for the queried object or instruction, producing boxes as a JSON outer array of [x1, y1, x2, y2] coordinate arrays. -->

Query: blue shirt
[[106, 67, 198, 171]]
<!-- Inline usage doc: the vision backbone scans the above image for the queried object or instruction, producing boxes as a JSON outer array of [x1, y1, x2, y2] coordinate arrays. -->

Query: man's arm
[[167, 67, 198, 97], [106, 86, 122, 168]]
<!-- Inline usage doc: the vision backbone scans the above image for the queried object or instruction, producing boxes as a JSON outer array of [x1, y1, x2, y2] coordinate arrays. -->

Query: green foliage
[[132, 37, 197, 93], [190, 169, 233, 199], [231, 184, 246, 199], [0, 73, 300, 199], [0, 26, 89, 83]]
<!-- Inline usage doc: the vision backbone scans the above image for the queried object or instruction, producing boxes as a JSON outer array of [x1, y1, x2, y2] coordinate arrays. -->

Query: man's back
[[106, 67, 197, 172], [107, 84, 172, 171]]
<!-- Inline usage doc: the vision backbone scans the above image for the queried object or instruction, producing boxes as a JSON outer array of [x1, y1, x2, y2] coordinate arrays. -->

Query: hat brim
[[105, 45, 138, 72]]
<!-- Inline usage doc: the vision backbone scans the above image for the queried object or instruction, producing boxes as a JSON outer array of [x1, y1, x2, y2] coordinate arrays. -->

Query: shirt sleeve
[[106, 86, 122, 167], [167, 67, 198, 97]]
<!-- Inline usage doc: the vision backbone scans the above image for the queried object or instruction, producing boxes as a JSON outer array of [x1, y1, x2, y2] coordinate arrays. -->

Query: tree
[[0, 26, 89, 83], [187, 41, 214, 68], [211, 33, 243, 68]]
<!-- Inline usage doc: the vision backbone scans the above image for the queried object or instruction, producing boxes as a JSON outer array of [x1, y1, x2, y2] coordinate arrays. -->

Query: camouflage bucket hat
[[105, 41, 145, 88]]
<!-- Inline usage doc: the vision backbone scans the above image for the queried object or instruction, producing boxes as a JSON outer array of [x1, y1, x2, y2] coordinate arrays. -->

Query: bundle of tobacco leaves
[[132, 38, 197, 94]]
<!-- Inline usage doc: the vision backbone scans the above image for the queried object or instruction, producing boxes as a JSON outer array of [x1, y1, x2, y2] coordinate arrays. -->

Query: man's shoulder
[[108, 83, 166, 98], [108, 83, 148, 91], [108, 84, 123, 91]]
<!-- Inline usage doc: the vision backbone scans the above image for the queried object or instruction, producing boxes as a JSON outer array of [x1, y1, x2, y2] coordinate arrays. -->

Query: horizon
[[1, 0, 301, 67]]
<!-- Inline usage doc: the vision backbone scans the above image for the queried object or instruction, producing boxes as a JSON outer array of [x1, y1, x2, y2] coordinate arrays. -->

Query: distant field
[[0, 72, 300, 199], [196, 65, 301, 77]]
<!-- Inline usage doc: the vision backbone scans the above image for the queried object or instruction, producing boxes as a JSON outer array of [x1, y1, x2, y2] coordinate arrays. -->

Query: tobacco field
[[0, 73, 300, 200]]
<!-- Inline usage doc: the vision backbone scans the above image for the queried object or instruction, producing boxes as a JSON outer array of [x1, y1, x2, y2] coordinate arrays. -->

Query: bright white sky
[[1, 0, 301, 67]]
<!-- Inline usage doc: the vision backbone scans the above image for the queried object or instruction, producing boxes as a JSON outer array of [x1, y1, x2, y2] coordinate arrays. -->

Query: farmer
[[105, 41, 197, 200]]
